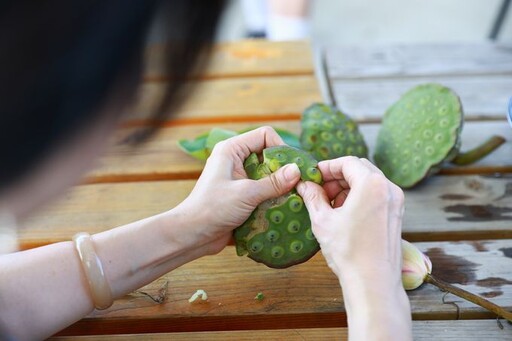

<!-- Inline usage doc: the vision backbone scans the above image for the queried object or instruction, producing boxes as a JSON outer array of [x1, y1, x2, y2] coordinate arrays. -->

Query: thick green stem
[[424, 273, 512, 321], [451, 135, 506, 166]]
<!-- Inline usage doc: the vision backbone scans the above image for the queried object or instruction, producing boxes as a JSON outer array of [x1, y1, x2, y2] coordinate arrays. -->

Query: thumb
[[296, 181, 331, 214], [251, 163, 301, 203]]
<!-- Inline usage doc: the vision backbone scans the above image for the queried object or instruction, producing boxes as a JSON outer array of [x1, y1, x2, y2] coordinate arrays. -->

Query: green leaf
[[205, 128, 238, 152], [177, 133, 209, 161], [274, 127, 301, 149]]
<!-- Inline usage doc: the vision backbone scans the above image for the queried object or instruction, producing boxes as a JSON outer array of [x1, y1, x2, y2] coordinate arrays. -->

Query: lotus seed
[[336, 131, 345, 140], [321, 131, 333, 141], [289, 197, 303, 212], [293, 157, 304, 167], [267, 159, 280, 172], [305, 228, 315, 241], [269, 210, 284, 224], [323, 119, 334, 129], [306, 167, 322, 183], [250, 241, 264, 253], [290, 240, 304, 253], [266, 229, 280, 242], [271, 246, 285, 258], [438, 105, 449, 115], [274, 152, 287, 163], [422, 130, 433, 139], [287, 220, 301, 233]]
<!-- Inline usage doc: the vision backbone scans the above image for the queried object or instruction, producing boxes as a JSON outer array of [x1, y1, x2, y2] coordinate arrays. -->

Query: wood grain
[[49, 320, 512, 340], [144, 40, 315, 81], [325, 43, 512, 79], [49, 240, 512, 336], [83, 120, 511, 184], [330, 75, 512, 121], [127, 75, 321, 124]]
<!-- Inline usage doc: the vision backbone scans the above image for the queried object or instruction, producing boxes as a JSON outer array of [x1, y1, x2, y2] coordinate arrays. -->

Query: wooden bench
[[18, 40, 512, 339]]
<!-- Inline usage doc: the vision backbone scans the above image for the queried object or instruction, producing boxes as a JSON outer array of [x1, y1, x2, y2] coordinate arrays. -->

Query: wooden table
[[19, 40, 511, 339]]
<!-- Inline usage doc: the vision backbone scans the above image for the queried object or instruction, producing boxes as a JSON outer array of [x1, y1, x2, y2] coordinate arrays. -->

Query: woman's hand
[[296, 156, 412, 340], [176, 126, 301, 254], [296, 156, 404, 283]]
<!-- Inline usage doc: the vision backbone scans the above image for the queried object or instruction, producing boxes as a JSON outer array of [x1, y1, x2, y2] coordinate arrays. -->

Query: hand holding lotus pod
[[374, 84, 505, 188], [234, 145, 322, 268], [178, 127, 300, 161], [300, 103, 368, 161], [401, 239, 512, 321]]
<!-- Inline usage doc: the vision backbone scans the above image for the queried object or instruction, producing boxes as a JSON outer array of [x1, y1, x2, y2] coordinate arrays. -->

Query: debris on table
[[254, 292, 264, 301], [188, 289, 208, 304]]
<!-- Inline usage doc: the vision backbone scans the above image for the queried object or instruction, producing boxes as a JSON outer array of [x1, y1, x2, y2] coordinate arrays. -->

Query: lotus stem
[[424, 273, 512, 321], [451, 135, 506, 166]]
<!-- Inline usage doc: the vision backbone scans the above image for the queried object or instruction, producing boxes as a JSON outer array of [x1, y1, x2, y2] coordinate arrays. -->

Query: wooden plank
[[20, 173, 512, 251], [403, 175, 512, 241], [86, 121, 302, 183], [49, 320, 512, 340], [49, 240, 512, 336], [84, 120, 510, 184], [325, 43, 512, 80], [144, 40, 315, 81], [19, 180, 195, 249], [128, 75, 321, 124], [331, 75, 512, 121]]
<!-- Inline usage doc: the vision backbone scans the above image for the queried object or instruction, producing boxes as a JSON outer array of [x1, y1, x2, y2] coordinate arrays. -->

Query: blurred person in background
[[242, 0, 311, 40]]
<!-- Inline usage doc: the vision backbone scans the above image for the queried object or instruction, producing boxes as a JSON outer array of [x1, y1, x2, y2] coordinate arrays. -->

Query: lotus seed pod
[[234, 145, 322, 268], [374, 84, 463, 188], [300, 103, 368, 161]]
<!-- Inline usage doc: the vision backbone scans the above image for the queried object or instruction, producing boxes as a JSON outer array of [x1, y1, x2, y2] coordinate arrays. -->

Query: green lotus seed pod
[[233, 145, 322, 268], [300, 103, 368, 161], [374, 84, 463, 188]]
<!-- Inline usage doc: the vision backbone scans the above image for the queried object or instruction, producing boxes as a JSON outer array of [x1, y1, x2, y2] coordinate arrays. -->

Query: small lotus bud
[[401, 239, 432, 290]]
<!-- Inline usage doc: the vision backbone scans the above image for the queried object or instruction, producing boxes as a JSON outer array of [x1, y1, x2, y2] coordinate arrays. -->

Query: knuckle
[[211, 140, 228, 153], [268, 172, 284, 194], [392, 185, 405, 206], [343, 155, 360, 163], [365, 173, 391, 199]]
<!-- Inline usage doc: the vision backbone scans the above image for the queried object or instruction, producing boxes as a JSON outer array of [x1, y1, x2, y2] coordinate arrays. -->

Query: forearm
[[93, 208, 209, 297], [341, 274, 412, 341], [0, 206, 207, 340]]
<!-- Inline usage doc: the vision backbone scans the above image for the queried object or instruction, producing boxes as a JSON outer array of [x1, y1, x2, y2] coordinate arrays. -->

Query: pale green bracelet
[[73, 232, 113, 310]]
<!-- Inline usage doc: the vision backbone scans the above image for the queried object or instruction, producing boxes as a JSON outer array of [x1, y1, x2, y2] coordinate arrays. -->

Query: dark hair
[[0, 0, 225, 189]]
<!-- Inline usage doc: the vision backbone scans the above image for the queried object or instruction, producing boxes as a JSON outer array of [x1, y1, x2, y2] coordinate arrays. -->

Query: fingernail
[[283, 163, 300, 181]]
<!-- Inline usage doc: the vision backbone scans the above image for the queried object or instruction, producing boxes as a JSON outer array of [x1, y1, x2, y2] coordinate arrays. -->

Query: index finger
[[318, 156, 379, 185], [224, 126, 285, 159]]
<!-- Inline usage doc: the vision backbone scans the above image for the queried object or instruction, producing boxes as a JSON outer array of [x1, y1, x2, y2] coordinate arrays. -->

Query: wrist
[[340, 270, 412, 340], [160, 205, 209, 255]]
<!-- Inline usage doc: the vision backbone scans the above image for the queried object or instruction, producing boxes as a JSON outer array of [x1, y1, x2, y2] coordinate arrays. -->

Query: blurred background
[[215, 0, 511, 44]]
